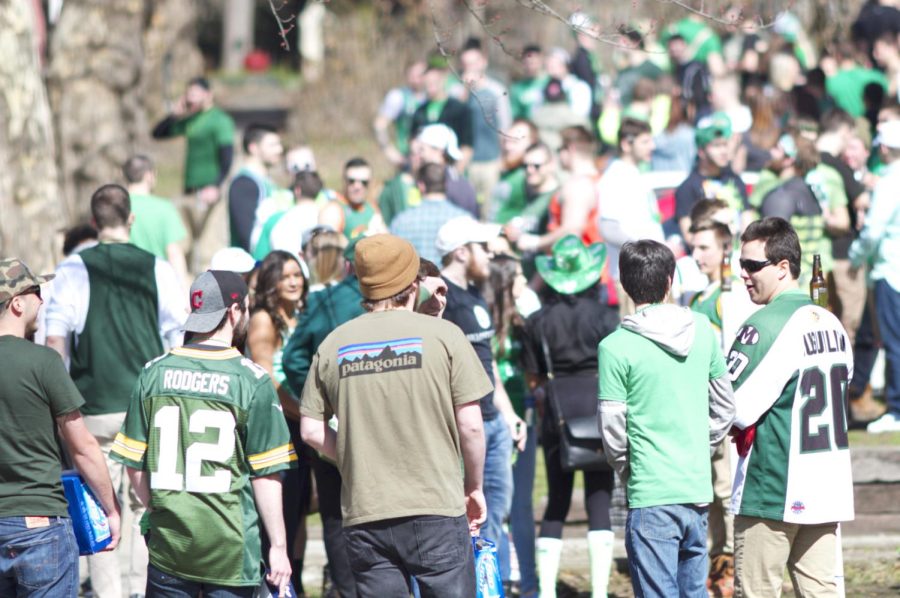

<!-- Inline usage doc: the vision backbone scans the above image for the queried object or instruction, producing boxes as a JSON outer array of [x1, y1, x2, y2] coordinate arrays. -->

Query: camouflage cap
[[0, 258, 54, 302]]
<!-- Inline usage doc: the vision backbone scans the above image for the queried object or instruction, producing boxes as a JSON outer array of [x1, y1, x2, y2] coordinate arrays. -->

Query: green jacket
[[282, 276, 365, 396]]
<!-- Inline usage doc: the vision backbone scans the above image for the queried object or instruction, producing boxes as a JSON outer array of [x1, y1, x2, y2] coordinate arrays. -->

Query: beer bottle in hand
[[720, 249, 733, 292], [810, 254, 828, 308]]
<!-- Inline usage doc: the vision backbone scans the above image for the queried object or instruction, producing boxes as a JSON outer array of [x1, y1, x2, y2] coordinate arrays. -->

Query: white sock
[[536, 537, 563, 598], [587, 530, 615, 598]]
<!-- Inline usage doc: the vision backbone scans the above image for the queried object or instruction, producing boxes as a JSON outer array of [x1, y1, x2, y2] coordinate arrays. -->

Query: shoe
[[708, 553, 734, 598], [850, 385, 886, 423], [867, 412, 900, 433]]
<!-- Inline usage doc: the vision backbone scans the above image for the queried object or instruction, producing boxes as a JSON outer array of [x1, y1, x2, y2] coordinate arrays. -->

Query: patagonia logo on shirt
[[337, 337, 423, 378]]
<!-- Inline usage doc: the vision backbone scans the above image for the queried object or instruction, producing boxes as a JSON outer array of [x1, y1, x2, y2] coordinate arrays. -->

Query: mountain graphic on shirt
[[337, 338, 423, 378]]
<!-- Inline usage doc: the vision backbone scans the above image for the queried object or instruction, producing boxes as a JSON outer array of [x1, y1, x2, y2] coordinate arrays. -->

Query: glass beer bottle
[[810, 254, 828, 308]]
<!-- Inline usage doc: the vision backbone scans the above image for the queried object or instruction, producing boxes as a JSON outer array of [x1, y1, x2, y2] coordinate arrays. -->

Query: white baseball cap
[[435, 217, 501, 257], [209, 247, 256, 273], [877, 119, 900, 149], [417, 124, 462, 162]]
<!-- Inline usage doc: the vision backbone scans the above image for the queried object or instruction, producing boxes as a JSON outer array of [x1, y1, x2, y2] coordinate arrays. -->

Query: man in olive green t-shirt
[[0, 258, 120, 596], [301, 235, 490, 596], [598, 240, 735, 598]]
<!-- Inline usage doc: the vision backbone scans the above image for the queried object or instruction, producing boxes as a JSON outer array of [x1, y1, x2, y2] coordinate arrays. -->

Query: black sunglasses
[[523, 162, 545, 170], [739, 258, 772, 274], [346, 177, 370, 187]]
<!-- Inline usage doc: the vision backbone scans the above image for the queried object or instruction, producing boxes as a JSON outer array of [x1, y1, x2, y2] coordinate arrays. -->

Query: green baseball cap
[[695, 112, 732, 147], [535, 235, 606, 295], [0, 258, 54, 302]]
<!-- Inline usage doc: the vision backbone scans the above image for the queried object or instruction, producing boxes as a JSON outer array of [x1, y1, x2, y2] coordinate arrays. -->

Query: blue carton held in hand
[[61, 470, 112, 555], [472, 536, 504, 598]]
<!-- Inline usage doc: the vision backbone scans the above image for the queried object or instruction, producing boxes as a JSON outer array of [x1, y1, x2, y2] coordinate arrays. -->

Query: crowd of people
[[2, 4, 900, 598]]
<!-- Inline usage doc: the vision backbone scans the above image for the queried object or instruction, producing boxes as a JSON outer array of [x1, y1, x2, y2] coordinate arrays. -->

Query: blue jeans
[[509, 424, 537, 594], [625, 504, 709, 598], [875, 279, 900, 415], [482, 416, 513, 582], [146, 564, 255, 597], [0, 516, 79, 597]]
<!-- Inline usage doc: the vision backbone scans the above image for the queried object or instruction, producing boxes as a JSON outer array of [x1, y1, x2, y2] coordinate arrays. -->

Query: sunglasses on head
[[739, 258, 772, 274], [346, 177, 370, 187]]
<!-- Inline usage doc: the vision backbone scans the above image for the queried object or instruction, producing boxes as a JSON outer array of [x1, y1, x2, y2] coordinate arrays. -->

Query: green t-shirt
[[825, 67, 888, 118], [690, 282, 723, 332], [110, 345, 296, 587], [492, 167, 528, 225], [598, 309, 727, 508], [510, 75, 549, 120], [663, 18, 723, 63], [0, 336, 84, 517], [493, 332, 527, 419], [129, 193, 188, 260], [300, 310, 493, 527], [170, 107, 235, 190]]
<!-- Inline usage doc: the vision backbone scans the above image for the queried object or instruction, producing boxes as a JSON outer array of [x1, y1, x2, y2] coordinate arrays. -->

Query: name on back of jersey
[[802, 328, 847, 356], [162, 368, 230, 395]]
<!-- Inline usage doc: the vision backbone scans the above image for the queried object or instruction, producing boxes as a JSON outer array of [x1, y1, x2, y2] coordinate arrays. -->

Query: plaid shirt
[[389, 198, 470, 263]]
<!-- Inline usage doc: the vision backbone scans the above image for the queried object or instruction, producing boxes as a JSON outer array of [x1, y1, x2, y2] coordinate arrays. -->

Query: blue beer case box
[[61, 470, 112, 555]]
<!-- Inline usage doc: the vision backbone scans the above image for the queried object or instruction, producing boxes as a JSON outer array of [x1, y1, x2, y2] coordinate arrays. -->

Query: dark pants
[[145, 564, 255, 598], [875, 279, 900, 414], [850, 295, 880, 395], [343, 515, 475, 598], [311, 455, 357, 597]]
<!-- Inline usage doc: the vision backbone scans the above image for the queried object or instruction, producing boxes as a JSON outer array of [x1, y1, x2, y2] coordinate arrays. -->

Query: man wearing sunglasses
[[0, 259, 121, 597], [319, 157, 386, 241], [727, 218, 854, 598]]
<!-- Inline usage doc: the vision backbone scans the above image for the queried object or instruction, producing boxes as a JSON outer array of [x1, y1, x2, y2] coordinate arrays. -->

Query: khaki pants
[[709, 442, 734, 556], [83, 412, 148, 598], [829, 260, 866, 345], [734, 516, 839, 598], [467, 159, 502, 216], [175, 192, 229, 275]]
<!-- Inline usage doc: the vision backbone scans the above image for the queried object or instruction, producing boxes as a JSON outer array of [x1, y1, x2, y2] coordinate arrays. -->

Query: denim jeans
[[481, 416, 513, 582], [850, 295, 879, 395], [625, 504, 709, 598], [509, 424, 537, 593], [343, 515, 475, 597], [875, 279, 900, 415], [0, 516, 79, 598], [146, 564, 256, 597]]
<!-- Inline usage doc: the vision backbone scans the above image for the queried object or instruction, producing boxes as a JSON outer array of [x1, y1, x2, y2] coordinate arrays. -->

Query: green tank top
[[342, 201, 376, 240], [689, 282, 723, 332], [72, 243, 163, 415]]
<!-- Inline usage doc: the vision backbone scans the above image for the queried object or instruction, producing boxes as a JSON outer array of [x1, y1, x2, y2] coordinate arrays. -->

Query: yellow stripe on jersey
[[170, 347, 242, 360], [111, 433, 147, 462], [248, 443, 297, 470]]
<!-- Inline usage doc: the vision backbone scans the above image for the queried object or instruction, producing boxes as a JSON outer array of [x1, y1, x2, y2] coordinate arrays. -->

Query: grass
[[849, 430, 900, 447]]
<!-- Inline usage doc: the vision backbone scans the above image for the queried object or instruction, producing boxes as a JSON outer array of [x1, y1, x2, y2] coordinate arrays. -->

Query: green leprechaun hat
[[535, 235, 606, 295]]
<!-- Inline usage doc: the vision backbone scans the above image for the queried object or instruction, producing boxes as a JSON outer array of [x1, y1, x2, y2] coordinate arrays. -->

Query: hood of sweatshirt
[[621, 304, 696, 357]]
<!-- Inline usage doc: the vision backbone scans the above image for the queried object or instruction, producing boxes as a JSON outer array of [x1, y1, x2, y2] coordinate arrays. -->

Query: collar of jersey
[[172, 345, 241, 360]]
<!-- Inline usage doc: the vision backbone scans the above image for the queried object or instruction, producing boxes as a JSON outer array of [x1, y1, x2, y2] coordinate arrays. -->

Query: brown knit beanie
[[355, 235, 420, 300]]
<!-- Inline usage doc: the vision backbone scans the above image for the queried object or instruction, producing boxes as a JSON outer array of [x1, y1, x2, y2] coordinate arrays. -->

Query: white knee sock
[[587, 530, 615, 598], [536, 537, 563, 598]]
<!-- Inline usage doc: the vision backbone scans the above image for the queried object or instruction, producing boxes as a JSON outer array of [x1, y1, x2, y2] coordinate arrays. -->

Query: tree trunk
[[222, 0, 254, 72], [0, 0, 64, 272], [47, 0, 203, 223]]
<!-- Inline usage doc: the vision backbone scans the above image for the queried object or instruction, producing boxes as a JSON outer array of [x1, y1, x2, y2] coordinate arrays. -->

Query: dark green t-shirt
[[0, 336, 84, 517], [170, 107, 235, 190]]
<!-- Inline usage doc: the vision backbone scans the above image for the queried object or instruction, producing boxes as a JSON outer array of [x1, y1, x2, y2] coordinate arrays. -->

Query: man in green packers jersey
[[111, 271, 296, 597], [728, 218, 854, 598]]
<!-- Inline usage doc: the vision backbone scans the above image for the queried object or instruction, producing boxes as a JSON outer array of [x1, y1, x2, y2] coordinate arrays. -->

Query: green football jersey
[[111, 345, 296, 586]]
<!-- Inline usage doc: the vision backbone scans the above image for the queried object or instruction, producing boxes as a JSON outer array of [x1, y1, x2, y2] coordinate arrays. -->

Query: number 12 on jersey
[[151, 405, 237, 493]]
